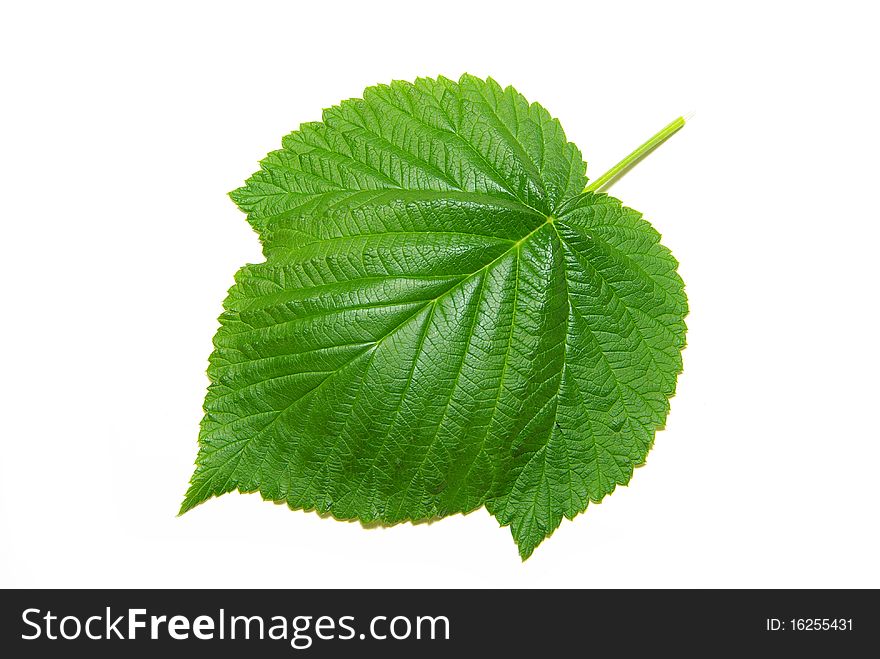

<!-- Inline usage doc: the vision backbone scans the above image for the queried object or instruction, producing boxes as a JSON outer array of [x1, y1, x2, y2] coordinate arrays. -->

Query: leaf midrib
[[201, 206, 618, 506]]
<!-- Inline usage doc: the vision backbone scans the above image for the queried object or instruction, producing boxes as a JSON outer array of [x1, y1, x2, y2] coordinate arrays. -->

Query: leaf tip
[[177, 495, 196, 517], [178, 477, 209, 516], [518, 545, 536, 562], [228, 186, 247, 207]]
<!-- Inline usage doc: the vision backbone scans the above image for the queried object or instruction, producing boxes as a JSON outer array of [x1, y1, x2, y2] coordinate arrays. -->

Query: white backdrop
[[2, 0, 878, 588]]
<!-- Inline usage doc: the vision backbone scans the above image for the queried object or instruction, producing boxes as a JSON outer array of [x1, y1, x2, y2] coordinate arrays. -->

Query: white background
[[2, 0, 878, 589]]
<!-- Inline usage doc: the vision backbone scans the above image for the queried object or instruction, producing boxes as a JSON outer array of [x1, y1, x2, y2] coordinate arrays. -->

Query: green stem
[[584, 115, 689, 193]]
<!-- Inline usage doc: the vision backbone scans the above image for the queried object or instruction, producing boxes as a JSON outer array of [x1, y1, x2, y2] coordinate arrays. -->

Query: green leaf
[[182, 75, 687, 559]]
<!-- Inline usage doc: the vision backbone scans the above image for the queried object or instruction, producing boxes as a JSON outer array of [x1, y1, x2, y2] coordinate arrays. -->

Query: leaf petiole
[[584, 114, 691, 193]]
